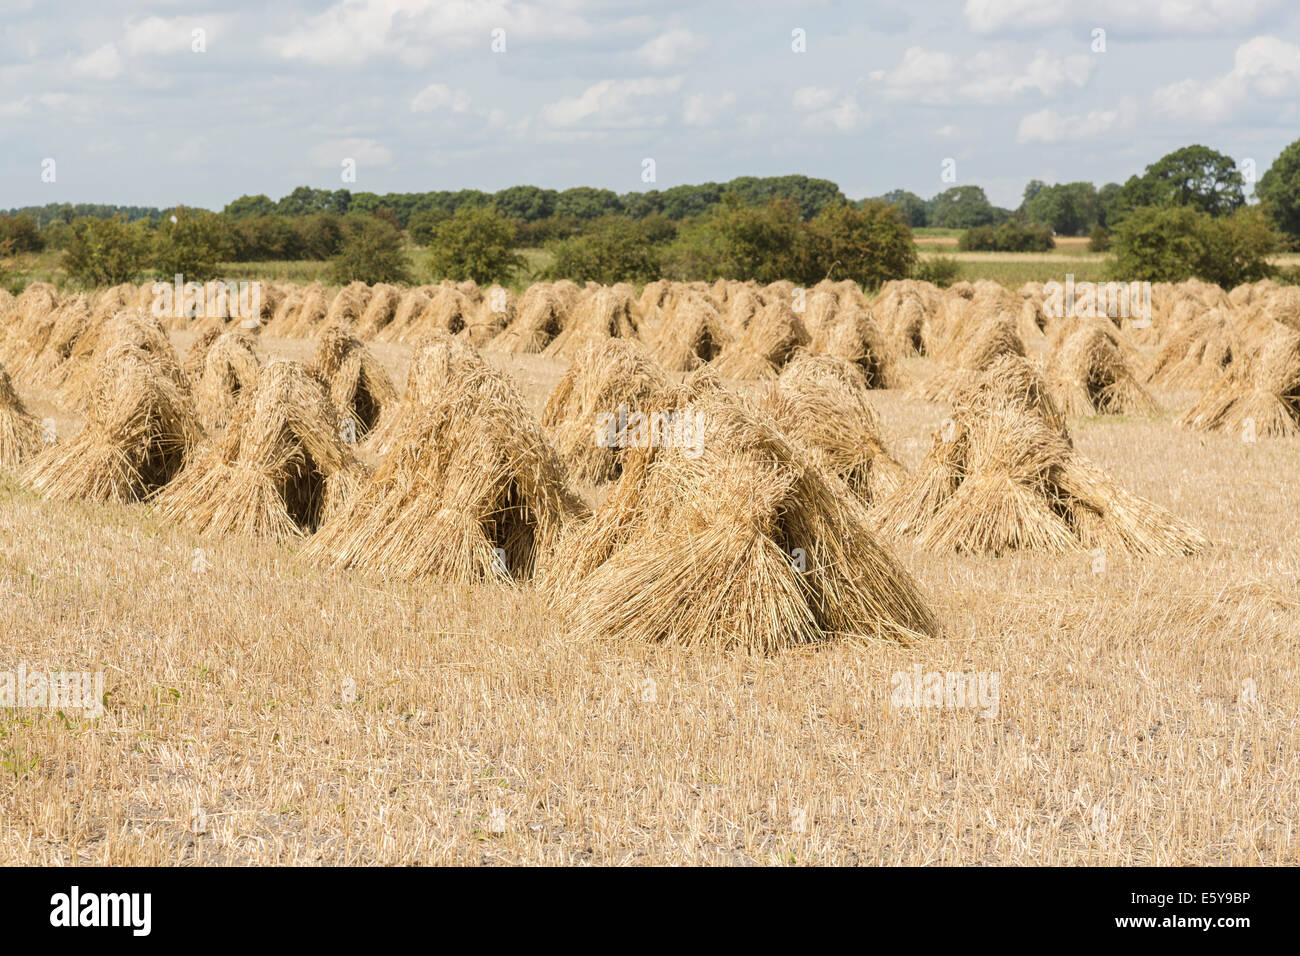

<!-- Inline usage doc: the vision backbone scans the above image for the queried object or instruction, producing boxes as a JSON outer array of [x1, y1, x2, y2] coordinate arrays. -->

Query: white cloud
[[792, 86, 839, 111], [870, 46, 1091, 105], [411, 83, 472, 113], [1017, 98, 1137, 143], [273, 0, 593, 67], [793, 87, 871, 132], [541, 76, 683, 128], [124, 17, 216, 56], [1152, 35, 1300, 123], [964, 0, 1279, 34], [936, 124, 961, 138], [683, 91, 736, 126], [310, 137, 393, 167], [72, 43, 121, 80], [637, 28, 703, 69]]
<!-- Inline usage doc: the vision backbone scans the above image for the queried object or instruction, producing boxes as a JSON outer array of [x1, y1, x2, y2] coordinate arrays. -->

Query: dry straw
[[809, 308, 899, 388], [23, 344, 201, 503], [304, 353, 585, 584], [541, 338, 674, 483], [646, 294, 732, 371], [310, 324, 398, 439], [0, 362, 43, 468], [873, 355, 1206, 555], [190, 329, 261, 433], [488, 285, 568, 353], [1045, 321, 1157, 417], [713, 300, 810, 380], [754, 352, 908, 505], [155, 360, 367, 538], [365, 331, 483, 456], [918, 313, 1025, 404], [1180, 324, 1300, 438], [542, 388, 937, 653], [543, 287, 640, 361]]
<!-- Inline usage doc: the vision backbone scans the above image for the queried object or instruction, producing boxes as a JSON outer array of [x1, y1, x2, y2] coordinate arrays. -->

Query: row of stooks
[[0, 295, 1217, 652], [2, 273, 1296, 436]]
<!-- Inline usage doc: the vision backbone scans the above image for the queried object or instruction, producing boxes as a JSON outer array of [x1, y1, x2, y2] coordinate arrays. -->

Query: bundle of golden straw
[[310, 324, 398, 440], [0, 362, 43, 468], [154, 360, 367, 538], [189, 329, 261, 433], [872, 355, 1207, 555], [23, 344, 201, 503], [542, 387, 937, 653], [541, 338, 675, 483], [712, 300, 810, 380], [1045, 321, 1157, 417], [304, 354, 585, 583], [753, 352, 907, 504], [1179, 324, 1300, 438]]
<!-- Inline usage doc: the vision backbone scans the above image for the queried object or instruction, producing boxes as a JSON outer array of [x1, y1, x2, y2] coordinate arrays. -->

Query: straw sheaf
[[303, 358, 585, 584], [265, 283, 328, 337], [310, 324, 398, 440], [0, 362, 44, 468], [1045, 322, 1158, 418], [543, 390, 937, 653], [366, 331, 487, 456], [22, 344, 201, 503], [322, 282, 373, 331], [59, 309, 188, 408], [376, 288, 433, 344], [809, 308, 899, 388], [918, 314, 1025, 404], [541, 338, 675, 484], [647, 294, 732, 372], [1179, 325, 1300, 438], [871, 356, 1205, 555], [488, 285, 568, 353], [191, 329, 262, 433], [542, 287, 639, 361], [1146, 310, 1240, 389], [154, 360, 367, 539], [712, 300, 810, 380], [755, 352, 907, 505]]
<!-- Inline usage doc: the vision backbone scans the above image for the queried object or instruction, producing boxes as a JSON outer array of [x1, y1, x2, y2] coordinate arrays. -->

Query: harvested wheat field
[[0, 279, 1297, 868]]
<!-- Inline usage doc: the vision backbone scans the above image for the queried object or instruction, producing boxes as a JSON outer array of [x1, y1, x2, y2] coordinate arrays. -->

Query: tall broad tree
[[1256, 136, 1300, 243]]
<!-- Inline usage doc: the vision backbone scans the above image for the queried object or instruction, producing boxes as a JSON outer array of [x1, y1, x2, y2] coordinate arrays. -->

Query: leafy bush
[[807, 200, 916, 289], [62, 216, 150, 285], [1109, 205, 1277, 286], [1256, 136, 1300, 244], [542, 216, 675, 284], [0, 214, 44, 254], [958, 219, 1054, 252], [426, 207, 524, 284], [329, 215, 413, 285], [1088, 226, 1112, 253], [152, 207, 235, 280], [914, 255, 961, 287]]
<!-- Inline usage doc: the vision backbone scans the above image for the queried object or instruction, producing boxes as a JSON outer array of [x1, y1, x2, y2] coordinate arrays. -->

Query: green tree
[[1110, 205, 1276, 286], [542, 216, 672, 284], [152, 207, 235, 280], [223, 194, 278, 218], [929, 186, 996, 229], [62, 216, 149, 285], [1256, 137, 1300, 243], [330, 215, 413, 284], [0, 214, 45, 253], [672, 196, 816, 283], [427, 207, 525, 283], [1144, 145, 1245, 217], [553, 187, 623, 220], [1022, 182, 1099, 236], [876, 190, 928, 227], [808, 200, 916, 288], [493, 185, 558, 221]]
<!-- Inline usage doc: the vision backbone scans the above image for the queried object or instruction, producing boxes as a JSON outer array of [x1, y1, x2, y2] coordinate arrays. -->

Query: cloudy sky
[[2, 0, 1298, 212]]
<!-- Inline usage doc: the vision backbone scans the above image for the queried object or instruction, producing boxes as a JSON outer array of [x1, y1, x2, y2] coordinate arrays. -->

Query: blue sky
[[2, 0, 1298, 211]]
